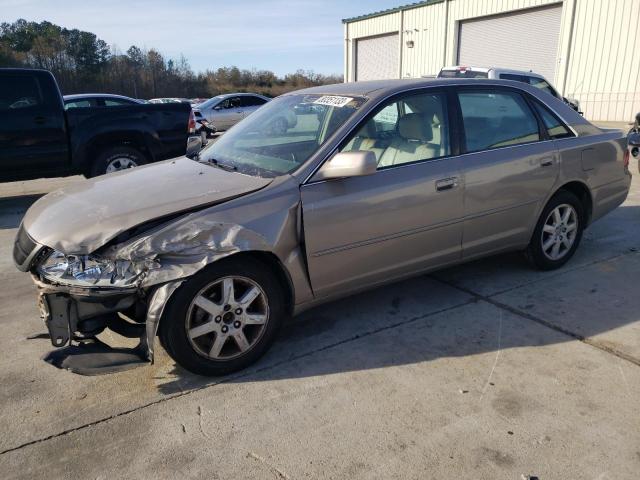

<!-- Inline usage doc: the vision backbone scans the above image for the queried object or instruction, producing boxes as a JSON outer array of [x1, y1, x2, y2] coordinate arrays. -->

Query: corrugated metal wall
[[344, 0, 640, 121], [562, 0, 640, 121]]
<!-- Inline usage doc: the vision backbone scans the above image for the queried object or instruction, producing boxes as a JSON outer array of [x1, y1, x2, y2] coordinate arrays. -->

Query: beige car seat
[[378, 113, 440, 168], [343, 120, 385, 161]]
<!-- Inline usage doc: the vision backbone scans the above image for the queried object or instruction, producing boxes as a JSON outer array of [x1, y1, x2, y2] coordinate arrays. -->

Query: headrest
[[358, 120, 377, 138], [398, 113, 432, 141]]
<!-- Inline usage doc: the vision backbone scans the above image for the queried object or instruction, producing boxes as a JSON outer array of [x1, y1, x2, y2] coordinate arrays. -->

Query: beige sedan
[[15, 78, 631, 376]]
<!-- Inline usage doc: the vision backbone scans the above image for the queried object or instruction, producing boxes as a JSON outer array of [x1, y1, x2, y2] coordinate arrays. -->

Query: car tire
[[159, 257, 285, 376], [526, 190, 585, 271], [88, 146, 146, 178]]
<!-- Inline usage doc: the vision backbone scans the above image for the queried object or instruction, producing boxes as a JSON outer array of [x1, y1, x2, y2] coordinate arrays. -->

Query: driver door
[[301, 90, 464, 298]]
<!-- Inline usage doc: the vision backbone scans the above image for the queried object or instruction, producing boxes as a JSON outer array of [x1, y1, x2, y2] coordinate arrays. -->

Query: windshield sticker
[[313, 95, 354, 108]]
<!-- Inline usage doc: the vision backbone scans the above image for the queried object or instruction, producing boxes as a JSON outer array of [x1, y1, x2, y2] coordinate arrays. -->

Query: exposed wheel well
[[556, 181, 593, 226], [223, 251, 295, 316]]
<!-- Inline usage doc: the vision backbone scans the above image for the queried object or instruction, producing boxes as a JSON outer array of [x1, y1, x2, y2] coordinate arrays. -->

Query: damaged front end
[[17, 209, 290, 375]]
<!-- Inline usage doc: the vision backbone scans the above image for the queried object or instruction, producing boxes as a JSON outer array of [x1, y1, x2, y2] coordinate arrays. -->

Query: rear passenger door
[[456, 87, 559, 259]]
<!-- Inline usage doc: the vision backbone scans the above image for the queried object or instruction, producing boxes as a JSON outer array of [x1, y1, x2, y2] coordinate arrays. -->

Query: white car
[[195, 93, 270, 131], [437, 66, 582, 114]]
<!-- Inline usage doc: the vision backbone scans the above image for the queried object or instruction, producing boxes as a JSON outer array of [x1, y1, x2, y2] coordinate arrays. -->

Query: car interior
[[342, 93, 449, 168]]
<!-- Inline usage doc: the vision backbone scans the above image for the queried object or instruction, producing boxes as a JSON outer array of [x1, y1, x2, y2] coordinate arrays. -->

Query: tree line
[[0, 19, 343, 99]]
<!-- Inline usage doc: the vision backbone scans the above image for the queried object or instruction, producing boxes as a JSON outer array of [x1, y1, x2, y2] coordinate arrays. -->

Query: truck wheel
[[88, 146, 146, 178], [525, 190, 584, 270], [159, 258, 285, 376]]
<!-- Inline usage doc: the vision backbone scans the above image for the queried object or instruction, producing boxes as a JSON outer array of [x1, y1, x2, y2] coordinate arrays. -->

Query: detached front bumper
[[30, 274, 184, 375], [35, 276, 137, 348]]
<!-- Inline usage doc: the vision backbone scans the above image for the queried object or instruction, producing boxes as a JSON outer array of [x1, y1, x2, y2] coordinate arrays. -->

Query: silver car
[[14, 78, 631, 376], [195, 93, 270, 131]]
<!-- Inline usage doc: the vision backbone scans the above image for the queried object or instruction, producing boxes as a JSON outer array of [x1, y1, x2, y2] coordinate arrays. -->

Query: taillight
[[188, 109, 196, 134]]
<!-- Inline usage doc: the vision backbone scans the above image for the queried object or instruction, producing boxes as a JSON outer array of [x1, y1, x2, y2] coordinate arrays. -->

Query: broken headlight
[[37, 250, 139, 288]]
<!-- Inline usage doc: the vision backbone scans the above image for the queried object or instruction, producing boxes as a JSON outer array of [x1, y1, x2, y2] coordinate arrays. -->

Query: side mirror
[[314, 151, 377, 181]]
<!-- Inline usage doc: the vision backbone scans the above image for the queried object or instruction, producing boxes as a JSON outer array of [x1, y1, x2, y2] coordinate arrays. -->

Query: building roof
[[342, 0, 444, 24]]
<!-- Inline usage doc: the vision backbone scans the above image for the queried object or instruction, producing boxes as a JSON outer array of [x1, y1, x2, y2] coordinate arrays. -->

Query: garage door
[[356, 33, 399, 81], [457, 4, 562, 82]]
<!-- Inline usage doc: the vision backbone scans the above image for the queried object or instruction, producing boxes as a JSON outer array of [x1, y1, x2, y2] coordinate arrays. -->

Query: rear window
[[500, 73, 529, 83], [104, 98, 135, 106], [531, 101, 574, 139], [439, 69, 488, 79], [528, 77, 558, 98], [458, 90, 540, 152], [0, 75, 42, 111]]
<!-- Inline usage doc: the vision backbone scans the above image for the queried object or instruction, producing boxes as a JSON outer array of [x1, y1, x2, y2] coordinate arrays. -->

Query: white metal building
[[343, 0, 640, 121]]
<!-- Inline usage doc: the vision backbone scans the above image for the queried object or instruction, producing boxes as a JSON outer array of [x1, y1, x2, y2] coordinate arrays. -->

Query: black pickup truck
[[0, 68, 195, 181]]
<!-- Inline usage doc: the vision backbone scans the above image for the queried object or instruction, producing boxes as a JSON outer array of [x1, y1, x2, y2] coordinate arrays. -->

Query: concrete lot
[[0, 166, 639, 479]]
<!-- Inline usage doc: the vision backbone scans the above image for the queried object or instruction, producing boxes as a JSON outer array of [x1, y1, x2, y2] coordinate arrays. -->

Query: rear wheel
[[159, 258, 285, 376], [526, 190, 584, 270], [88, 146, 146, 178]]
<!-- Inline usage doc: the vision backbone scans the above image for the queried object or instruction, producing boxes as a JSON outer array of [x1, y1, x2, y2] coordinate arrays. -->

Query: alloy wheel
[[105, 156, 138, 172], [541, 203, 578, 260], [185, 276, 269, 360]]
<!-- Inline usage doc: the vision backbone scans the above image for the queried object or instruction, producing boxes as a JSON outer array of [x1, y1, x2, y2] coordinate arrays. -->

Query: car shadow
[[0, 194, 43, 229]]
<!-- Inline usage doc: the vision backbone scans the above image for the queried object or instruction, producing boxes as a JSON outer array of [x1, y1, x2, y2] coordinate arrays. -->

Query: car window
[[531, 100, 574, 139], [341, 92, 450, 169], [65, 99, 93, 109], [104, 98, 134, 106], [219, 97, 241, 109], [0, 75, 42, 111], [240, 96, 267, 107], [500, 73, 528, 83], [527, 77, 558, 98], [458, 91, 540, 152], [438, 69, 488, 78]]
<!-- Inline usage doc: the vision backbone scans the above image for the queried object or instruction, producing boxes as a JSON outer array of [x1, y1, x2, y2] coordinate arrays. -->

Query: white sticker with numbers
[[312, 95, 353, 108]]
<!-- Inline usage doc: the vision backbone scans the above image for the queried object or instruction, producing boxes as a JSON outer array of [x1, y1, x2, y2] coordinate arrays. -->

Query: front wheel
[[159, 258, 285, 376], [526, 190, 585, 270]]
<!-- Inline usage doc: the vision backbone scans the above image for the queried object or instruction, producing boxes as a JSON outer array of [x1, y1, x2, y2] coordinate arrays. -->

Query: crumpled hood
[[23, 157, 271, 254]]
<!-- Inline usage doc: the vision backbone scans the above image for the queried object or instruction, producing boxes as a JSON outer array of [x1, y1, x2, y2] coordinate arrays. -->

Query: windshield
[[199, 93, 366, 177]]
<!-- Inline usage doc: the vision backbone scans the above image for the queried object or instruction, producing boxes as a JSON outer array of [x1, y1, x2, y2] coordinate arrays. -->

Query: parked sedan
[[195, 93, 269, 130], [15, 79, 631, 376], [63, 93, 142, 109]]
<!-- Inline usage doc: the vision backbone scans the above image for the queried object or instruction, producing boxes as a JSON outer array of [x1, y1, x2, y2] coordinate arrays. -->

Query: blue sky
[[1, 0, 404, 75]]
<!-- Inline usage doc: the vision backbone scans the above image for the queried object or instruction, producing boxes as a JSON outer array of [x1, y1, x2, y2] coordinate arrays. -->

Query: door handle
[[435, 177, 459, 192], [540, 158, 554, 167], [34, 116, 46, 124]]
